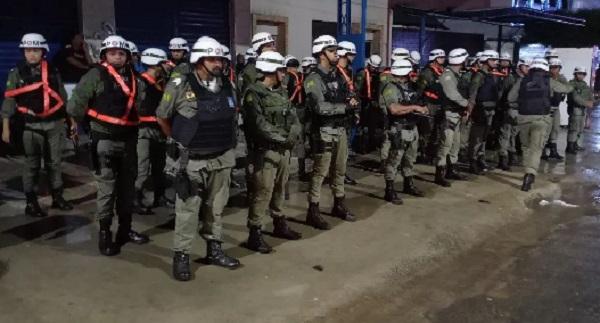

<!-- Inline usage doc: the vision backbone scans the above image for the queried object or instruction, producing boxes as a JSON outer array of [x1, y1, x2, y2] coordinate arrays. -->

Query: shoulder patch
[[171, 78, 182, 86]]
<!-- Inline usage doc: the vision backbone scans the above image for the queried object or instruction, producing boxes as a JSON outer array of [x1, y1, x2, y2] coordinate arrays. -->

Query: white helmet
[[141, 48, 168, 66], [337, 41, 357, 57], [448, 48, 469, 65], [392, 48, 410, 61], [544, 48, 559, 59], [429, 49, 446, 61], [390, 59, 413, 77], [409, 50, 421, 65], [530, 58, 549, 71], [475, 51, 483, 62], [500, 52, 511, 61], [480, 50, 499, 62], [245, 48, 257, 61], [574, 66, 587, 74], [312, 35, 338, 54], [367, 54, 382, 67], [127, 41, 139, 54], [548, 58, 562, 67], [189, 36, 224, 64], [284, 55, 300, 67], [19, 33, 49, 52], [251, 32, 275, 53], [221, 45, 231, 61], [256, 51, 285, 73], [301, 56, 317, 68], [169, 37, 189, 52], [518, 58, 533, 67], [100, 35, 130, 56]]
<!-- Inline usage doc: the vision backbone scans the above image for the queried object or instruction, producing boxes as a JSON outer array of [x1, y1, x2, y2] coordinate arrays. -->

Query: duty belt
[[186, 148, 228, 160]]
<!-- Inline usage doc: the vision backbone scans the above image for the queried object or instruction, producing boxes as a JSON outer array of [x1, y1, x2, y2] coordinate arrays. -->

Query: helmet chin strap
[[200, 60, 222, 79]]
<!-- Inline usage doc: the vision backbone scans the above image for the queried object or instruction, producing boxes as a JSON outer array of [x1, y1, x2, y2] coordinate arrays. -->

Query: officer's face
[[171, 50, 185, 60], [487, 59, 498, 69], [324, 48, 339, 64], [277, 68, 286, 83], [435, 57, 446, 65], [105, 49, 127, 68], [519, 65, 530, 75], [550, 66, 561, 77], [24, 48, 43, 65], [500, 60, 511, 68], [287, 66, 298, 74], [203, 57, 224, 76], [260, 42, 276, 53], [575, 73, 586, 81]]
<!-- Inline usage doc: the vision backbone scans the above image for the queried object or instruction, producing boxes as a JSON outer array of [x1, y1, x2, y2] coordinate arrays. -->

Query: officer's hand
[[1, 128, 9, 144], [415, 105, 429, 115], [349, 98, 359, 107]]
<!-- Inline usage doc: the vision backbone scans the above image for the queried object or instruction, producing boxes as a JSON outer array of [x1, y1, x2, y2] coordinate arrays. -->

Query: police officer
[[168, 37, 191, 77], [541, 58, 568, 160], [67, 35, 149, 256], [498, 58, 531, 169], [301, 57, 317, 75], [240, 32, 276, 93], [467, 49, 501, 174], [434, 48, 471, 187], [356, 54, 383, 154], [495, 52, 519, 170], [336, 41, 359, 185], [379, 59, 427, 205], [459, 53, 482, 160], [408, 50, 421, 84], [1, 33, 74, 217], [128, 41, 144, 73], [304, 35, 359, 229], [417, 49, 446, 164], [566, 66, 594, 154], [134, 48, 171, 215], [243, 51, 303, 253], [507, 58, 573, 191], [155, 36, 240, 281]]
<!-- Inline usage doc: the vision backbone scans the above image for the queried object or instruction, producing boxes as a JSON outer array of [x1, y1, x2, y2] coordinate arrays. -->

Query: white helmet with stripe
[[337, 41, 357, 57], [448, 48, 469, 65], [19, 33, 49, 52], [480, 50, 499, 62], [256, 51, 286, 73], [245, 48, 257, 61], [221, 45, 231, 61], [366, 54, 382, 67], [301, 56, 317, 67], [252, 32, 275, 53], [390, 59, 413, 77], [548, 58, 562, 67], [531, 58, 549, 71], [312, 35, 338, 54], [392, 48, 410, 61], [429, 49, 446, 61], [141, 48, 168, 66], [127, 41, 139, 55], [169, 37, 190, 52], [574, 66, 587, 74], [189, 36, 225, 64], [409, 50, 421, 65], [100, 35, 130, 56]]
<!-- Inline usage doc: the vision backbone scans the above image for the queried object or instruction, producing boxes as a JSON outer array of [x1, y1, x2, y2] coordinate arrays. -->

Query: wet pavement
[[318, 112, 600, 323], [1, 115, 599, 322]]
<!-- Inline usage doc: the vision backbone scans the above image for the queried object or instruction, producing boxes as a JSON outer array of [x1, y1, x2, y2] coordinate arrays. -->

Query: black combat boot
[[435, 166, 452, 187], [548, 143, 564, 161], [497, 155, 511, 171], [135, 190, 153, 215], [403, 177, 424, 197], [25, 192, 47, 217], [477, 157, 491, 172], [565, 142, 577, 155], [331, 196, 356, 222], [205, 240, 241, 269], [541, 143, 550, 160], [469, 160, 483, 175], [521, 173, 535, 192], [306, 202, 330, 230], [446, 162, 467, 180], [246, 226, 273, 253], [172, 251, 192, 281], [51, 188, 73, 210], [98, 219, 119, 256], [384, 180, 403, 205], [273, 217, 302, 240]]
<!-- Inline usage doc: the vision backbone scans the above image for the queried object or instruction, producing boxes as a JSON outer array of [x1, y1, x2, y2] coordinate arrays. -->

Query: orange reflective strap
[[229, 67, 235, 83], [5, 60, 64, 118], [337, 65, 356, 93], [365, 68, 372, 100], [424, 91, 439, 100], [138, 116, 158, 123], [140, 72, 164, 92], [88, 63, 138, 126], [431, 64, 444, 77], [87, 109, 138, 126], [289, 71, 304, 104]]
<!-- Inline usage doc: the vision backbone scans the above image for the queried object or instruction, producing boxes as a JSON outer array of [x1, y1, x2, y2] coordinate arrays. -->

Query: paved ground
[[1, 114, 595, 323]]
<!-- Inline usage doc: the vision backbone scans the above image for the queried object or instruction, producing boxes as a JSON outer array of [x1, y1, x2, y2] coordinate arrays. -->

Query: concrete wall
[[247, 0, 390, 61]]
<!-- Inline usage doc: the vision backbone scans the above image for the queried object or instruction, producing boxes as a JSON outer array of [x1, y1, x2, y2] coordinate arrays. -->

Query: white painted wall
[[250, 0, 389, 60], [555, 47, 594, 125]]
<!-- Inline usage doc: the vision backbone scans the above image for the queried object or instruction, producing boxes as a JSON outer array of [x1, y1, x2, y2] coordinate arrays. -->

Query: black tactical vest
[[476, 71, 499, 105], [88, 64, 138, 124], [388, 82, 418, 126], [316, 67, 349, 104], [138, 77, 163, 118], [171, 74, 237, 155], [518, 71, 551, 116], [15, 61, 65, 122]]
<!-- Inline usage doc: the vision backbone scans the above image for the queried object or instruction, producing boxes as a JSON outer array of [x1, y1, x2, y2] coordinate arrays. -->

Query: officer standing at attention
[[566, 66, 594, 154], [304, 35, 359, 229], [67, 35, 149, 256], [495, 52, 519, 171], [240, 32, 276, 93], [1, 33, 74, 217], [243, 51, 303, 253], [379, 59, 427, 205], [134, 48, 172, 215], [155, 36, 241, 281], [541, 57, 568, 161], [168, 37, 191, 78], [507, 58, 573, 191], [417, 49, 446, 164], [467, 50, 501, 175], [434, 48, 471, 187], [284, 55, 310, 182]]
